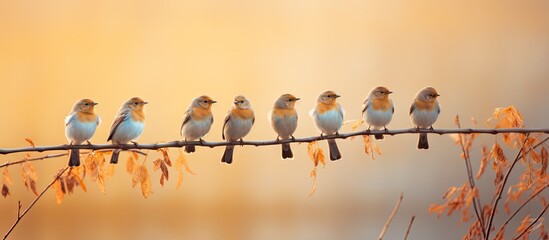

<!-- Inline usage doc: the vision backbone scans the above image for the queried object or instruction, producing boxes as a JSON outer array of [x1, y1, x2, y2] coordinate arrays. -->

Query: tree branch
[[512, 203, 549, 240], [378, 192, 403, 240], [403, 216, 415, 240], [3, 167, 69, 240], [1, 128, 548, 155], [0, 150, 146, 169], [495, 184, 549, 237]]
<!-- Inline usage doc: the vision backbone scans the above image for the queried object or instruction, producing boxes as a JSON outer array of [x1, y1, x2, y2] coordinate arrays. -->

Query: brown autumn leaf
[[153, 158, 169, 187], [363, 135, 371, 155], [25, 138, 36, 148], [373, 145, 382, 156], [307, 141, 318, 166], [21, 161, 38, 196], [174, 150, 196, 190], [2, 184, 10, 197], [465, 187, 478, 209], [132, 165, 152, 198], [516, 214, 531, 235], [84, 151, 108, 193], [71, 170, 87, 192], [541, 147, 548, 178], [476, 146, 489, 179], [489, 106, 524, 148], [126, 154, 136, 175], [308, 168, 317, 197], [153, 158, 162, 171], [52, 179, 64, 204], [3, 167, 13, 186], [158, 148, 172, 167], [490, 143, 507, 186]]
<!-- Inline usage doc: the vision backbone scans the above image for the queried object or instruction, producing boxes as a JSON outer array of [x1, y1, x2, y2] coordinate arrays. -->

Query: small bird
[[362, 86, 394, 140], [65, 99, 100, 167], [269, 94, 300, 159], [221, 95, 255, 164], [107, 97, 148, 164], [311, 91, 344, 161], [410, 87, 440, 149], [180, 95, 216, 153]]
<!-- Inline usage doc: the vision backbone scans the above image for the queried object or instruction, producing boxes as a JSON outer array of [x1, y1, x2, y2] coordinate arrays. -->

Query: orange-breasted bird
[[107, 97, 148, 164], [410, 87, 440, 149], [221, 95, 255, 164], [362, 86, 394, 140], [65, 99, 100, 167], [180, 95, 216, 153], [311, 91, 344, 161], [269, 94, 300, 159]]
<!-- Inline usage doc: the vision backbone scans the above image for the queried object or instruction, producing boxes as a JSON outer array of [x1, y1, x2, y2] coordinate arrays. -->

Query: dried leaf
[[158, 148, 172, 167], [52, 179, 64, 204], [373, 145, 382, 155], [307, 141, 318, 165], [21, 161, 38, 196], [71, 170, 87, 192], [153, 159, 162, 171], [516, 214, 531, 235], [490, 143, 507, 186], [174, 150, 196, 190], [541, 147, 548, 178], [153, 159, 169, 187], [363, 135, 371, 155], [126, 154, 136, 175], [3, 167, 13, 186], [308, 168, 317, 197], [84, 152, 107, 193], [2, 184, 10, 197], [132, 165, 152, 198], [489, 106, 524, 147], [316, 148, 326, 167], [25, 138, 35, 148], [448, 134, 461, 145], [476, 146, 489, 179]]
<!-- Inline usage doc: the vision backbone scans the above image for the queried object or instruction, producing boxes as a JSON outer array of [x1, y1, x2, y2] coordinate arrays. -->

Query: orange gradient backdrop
[[1, 1, 549, 239]]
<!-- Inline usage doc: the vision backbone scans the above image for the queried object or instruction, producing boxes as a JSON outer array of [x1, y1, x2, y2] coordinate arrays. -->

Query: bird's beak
[[334, 95, 341, 98], [211, 100, 217, 104], [388, 91, 394, 94], [295, 98, 301, 101], [93, 102, 99, 106], [435, 94, 440, 97], [233, 101, 238, 104], [142, 102, 149, 105]]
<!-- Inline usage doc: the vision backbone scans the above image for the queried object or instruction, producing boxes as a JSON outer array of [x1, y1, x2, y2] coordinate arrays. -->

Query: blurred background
[[1, 0, 548, 239]]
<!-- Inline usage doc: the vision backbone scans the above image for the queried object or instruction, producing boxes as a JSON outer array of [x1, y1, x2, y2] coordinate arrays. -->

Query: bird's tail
[[374, 134, 384, 140], [222, 146, 234, 164], [185, 145, 196, 153], [418, 133, 429, 149], [110, 149, 120, 164], [68, 149, 80, 167], [282, 143, 293, 159], [327, 139, 342, 161]]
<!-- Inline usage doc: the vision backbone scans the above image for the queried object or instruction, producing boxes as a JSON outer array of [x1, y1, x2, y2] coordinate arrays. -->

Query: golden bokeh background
[[1, 1, 548, 239]]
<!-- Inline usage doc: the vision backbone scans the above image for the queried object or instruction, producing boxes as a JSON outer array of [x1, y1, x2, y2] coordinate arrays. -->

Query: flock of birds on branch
[[64, 86, 440, 167]]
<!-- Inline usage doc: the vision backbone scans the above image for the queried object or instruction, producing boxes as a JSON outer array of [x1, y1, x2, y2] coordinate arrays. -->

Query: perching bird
[[180, 95, 216, 153], [221, 95, 255, 164], [269, 94, 300, 159], [311, 91, 344, 161], [410, 87, 440, 149], [65, 99, 100, 167], [362, 86, 394, 140], [107, 97, 148, 164]]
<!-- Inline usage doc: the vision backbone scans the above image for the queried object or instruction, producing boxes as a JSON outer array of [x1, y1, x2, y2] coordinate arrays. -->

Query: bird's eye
[[84, 103, 89, 106], [288, 98, 293, 101], [203, 100, 208, 103], [134, 102, 139, 105]]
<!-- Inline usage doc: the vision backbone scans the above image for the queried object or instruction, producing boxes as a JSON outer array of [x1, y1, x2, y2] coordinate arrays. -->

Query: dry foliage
[[307, 141, 326, 196], [21, 160, 38, 196], [2, 167, 14, 198], [132, 165, 152, 198], [174, 150, 196, 190], [433, 106, 549, 239], [83, 151, 109, 194], [51, 167, 87, 204]]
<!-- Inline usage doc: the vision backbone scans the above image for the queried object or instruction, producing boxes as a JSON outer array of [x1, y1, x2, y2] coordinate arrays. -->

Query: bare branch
[[495, 184, 549, 237], [403, 216, 415, 240], [378, 192, 403, 240], [512, 203, 549, 240], [0, 150, 146, 169], [3, 167, 69, 240], [1, 128, 548, 155]]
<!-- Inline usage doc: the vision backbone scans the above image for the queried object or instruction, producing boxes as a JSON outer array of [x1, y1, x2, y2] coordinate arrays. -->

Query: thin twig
[[513, 203, 549, 240], [0, 150, 147, 169], [495, 184, 549, 237], [378, 192, 404, 240], [1, 128, 548, 155], [485, 134, 531, 239], [403, 216, 415, 240], [456, 119, 486, 238], [3, 167, 69, 240]]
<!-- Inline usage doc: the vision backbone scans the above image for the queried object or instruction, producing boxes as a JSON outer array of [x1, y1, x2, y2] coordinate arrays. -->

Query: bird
[[269, 94, 300, 159], [221, 95, 255, 164], [65, 99, 100, 167], [362, 86, 394, 140], [311, 91, 344, 161], [180, 95, 216, 153], [107, 97, 148, 164], [410, 87, 440, 149]]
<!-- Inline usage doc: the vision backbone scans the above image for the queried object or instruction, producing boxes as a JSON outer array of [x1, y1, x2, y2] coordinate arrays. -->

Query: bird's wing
[[222, 112, 231, 140], [107, 109, 129, 141], [180, 107, 193, 136]]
